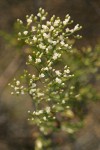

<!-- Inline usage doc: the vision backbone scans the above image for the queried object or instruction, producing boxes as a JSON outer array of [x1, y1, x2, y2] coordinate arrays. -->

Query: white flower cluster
[[10, 8, 82, 133], [9, 79, 26, 95], [17, 8, 82, 66], [28, 106, 56, 125]]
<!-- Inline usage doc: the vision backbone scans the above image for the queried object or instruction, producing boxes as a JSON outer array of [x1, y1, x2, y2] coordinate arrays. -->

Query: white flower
[[46, 21, 51, 26], [55, 31, 59, 36], [36, 139, 42, 149], [61, 83, 65, 86], [44, 67, 48, 71], [16, 81, 20, 86], [14, 87, 19, 91], [50, 26, 54, 31], [34, 16, 37, 20], [32, 111, 36, 114], [60, 41, 65, 46], [52, 41, 57, 45], [16, 91, 20, 94], [28, 55, 32, 62], [37, 13, 41, 17], [39, 43, 46, 49], [66, 28, 70, 32], [55, 70, 62, 76], [35, 58, 41, 63], [74, 24, 79, 31], [23, 31, 28, 35], [31, 83, 36, 88], [45, 107, 50, 113], [41, 16, 46, 20], [38, 110, 43, 114], [54, 20, 60, 26], [63, 17, 70, 25], [64, 69, 70, 74], [55, 77, 62, 84], [21, 90, 25, 95], [43, 116, 47, 121], [39, 73, 45, 78], [18, 32, 21, 36], [32, 26, 36, 31], [38, 38, 43, 42], [32, 74, 35, 78], [42, 25, 48, 31], [46, 48, 49, 53], [43, 33, 50, 39], [29, 89, 36, 94], [29, 79, 33, 84], [17, 19, 23, 24], [37, 92, 44, 97], [28, 110, 31, 113], [53, 116, 56, 119], [32, 36, 37, 42], [10, 85, 14, 88], [35, 112, 39, 115], [40, 127, 45, 132], [62, 100, 65, 104], [52, 53, 61, 60], [65, 44, 68, 48], [59, 35, 64, 40], [48, 45, 53, 50], [63, 74, 67, 77], [48, 39, 53, 44], [64, 65, 67, 69], [27, 18, 32, 25], [48, 61, 52, 66], [41, 9, 45, 14]]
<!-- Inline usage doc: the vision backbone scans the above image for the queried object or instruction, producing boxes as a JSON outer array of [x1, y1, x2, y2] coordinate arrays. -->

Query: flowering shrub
[[9, 8, 85, 135], [7, 7, 100, 149]]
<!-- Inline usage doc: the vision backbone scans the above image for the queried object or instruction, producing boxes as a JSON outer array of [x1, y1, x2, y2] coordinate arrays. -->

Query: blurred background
[[0, 0, 100, 150]]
